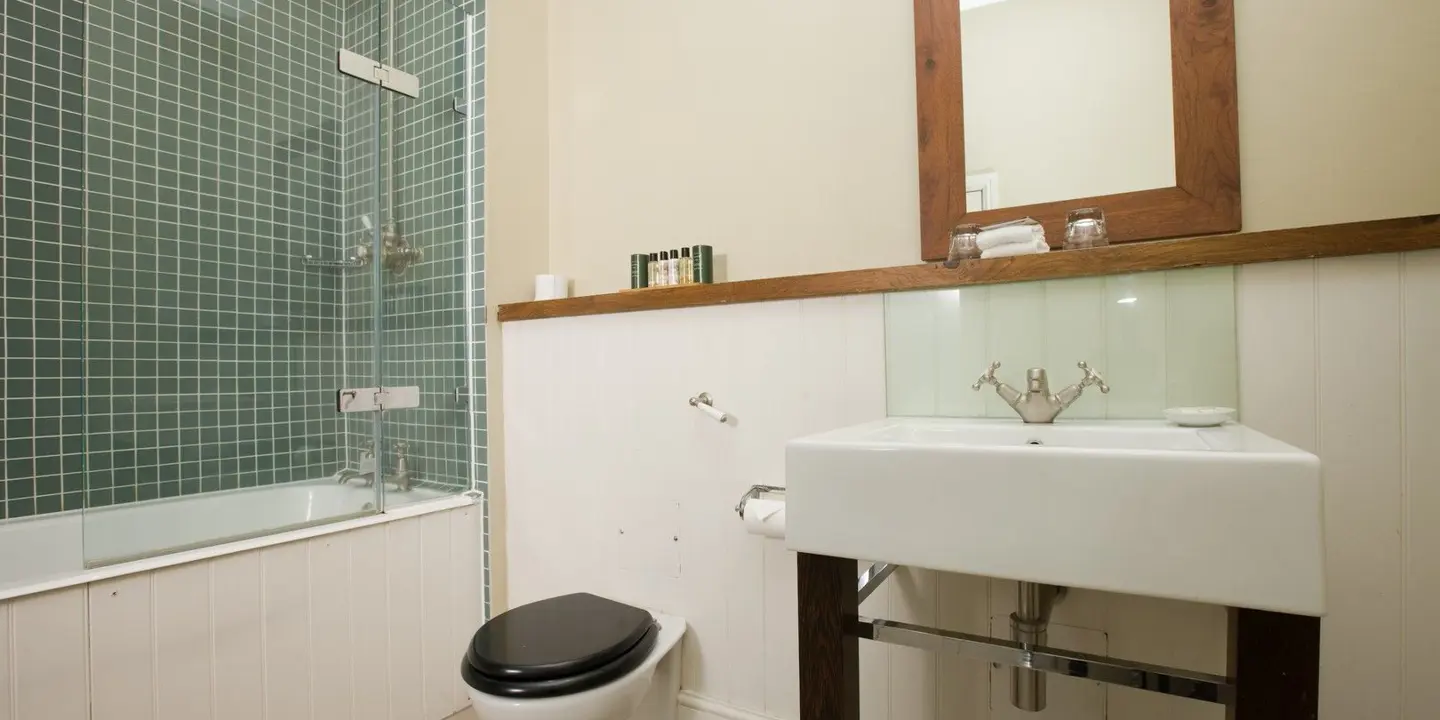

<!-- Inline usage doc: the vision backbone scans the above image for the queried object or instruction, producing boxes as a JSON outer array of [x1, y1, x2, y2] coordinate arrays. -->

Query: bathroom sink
[[784, 418, 1325, 615]]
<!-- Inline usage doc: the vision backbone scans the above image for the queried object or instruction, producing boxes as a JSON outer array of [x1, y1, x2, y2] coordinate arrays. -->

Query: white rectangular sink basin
[[785, 418, 1325, 615]]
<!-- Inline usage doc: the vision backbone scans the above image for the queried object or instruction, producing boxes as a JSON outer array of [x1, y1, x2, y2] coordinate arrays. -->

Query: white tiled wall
[[885, 267, 1237, 418], [0, 506, 483, 720]]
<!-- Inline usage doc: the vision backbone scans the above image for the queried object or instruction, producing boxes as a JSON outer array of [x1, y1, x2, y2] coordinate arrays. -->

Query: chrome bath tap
[[337, 440, 378, 485], [972, 361, 1110, 424], [390, 441, 415, 492]]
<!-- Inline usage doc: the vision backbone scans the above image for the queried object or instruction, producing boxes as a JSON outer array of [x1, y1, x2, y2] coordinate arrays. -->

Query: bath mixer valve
[[972, 361, 1109, 424]]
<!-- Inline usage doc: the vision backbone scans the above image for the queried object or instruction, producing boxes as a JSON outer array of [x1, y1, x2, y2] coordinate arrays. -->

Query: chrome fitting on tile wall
[[354, 223, 423, 275]]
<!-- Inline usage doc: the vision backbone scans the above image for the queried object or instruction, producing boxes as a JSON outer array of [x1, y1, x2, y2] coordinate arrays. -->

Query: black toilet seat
[[461, 593, 659, 699]]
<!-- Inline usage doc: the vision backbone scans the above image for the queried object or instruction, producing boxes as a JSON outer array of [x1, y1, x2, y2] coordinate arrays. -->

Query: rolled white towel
[[980, 238, 1050, 259], [977, 223, 1046, 251]]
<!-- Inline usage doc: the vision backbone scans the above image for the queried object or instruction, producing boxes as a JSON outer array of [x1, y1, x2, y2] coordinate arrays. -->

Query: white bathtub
[[0, 480, 464, 599], [0, 484, 485, 720]]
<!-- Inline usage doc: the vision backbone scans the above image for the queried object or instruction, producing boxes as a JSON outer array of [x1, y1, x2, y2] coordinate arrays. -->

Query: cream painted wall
[[484, 0, 552, 611], [961, 0, 1176, 208], [494, 0, 1440, 297], [545, 0, 922, 296]]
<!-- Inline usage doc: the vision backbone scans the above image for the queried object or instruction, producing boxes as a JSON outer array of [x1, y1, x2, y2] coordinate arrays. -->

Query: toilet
[[461, 593, 687, 720]]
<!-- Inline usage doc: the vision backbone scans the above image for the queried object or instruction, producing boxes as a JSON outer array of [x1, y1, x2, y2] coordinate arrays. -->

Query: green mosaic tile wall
[[1, 0, 89, 518], [82, 0, 348, 508], [1, 0, 486, 527], [339, 0, 482, 496]]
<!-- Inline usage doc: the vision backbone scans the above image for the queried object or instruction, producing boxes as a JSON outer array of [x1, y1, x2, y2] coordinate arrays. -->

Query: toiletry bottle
[[648, 252, 660, 286], [680, 248, 692, 285], [691, 245, 713, 283], [631, 253, 649, 288], [669, 248, 680, 285]]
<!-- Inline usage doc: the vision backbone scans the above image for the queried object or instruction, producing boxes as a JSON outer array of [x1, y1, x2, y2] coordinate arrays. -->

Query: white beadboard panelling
[[1235, 261, 1319, 450], [388, 517, 427, 720], [153, 564, 214, 720], [0, 506, 482, 720], [1315, 254, 1405, 720], [503, 298, 889, 720], [212, 552, 264, 720], [348, 525, 393, 720], [507, 295, 1246, 720], [497, 254, 1440, 720], [309, 535, 355, 720], [262, 542, 313, 720], [90, 575, 157, 720], [89, 576, 158, 720], [726, 302, 803, 711], [0, 601, 10, 720], [1104, 594, 1226, 720], [451, 507, 486, 710], [935, 572, 989, 720], [1236, 253, 1440, 719], [1403, 250, 1440, 717], [859, 560, 892, 720], [761, 542, 798, 719], [884, 567, 939, 720], [421, 512, 461, 719], [12, 587, 88, 720]]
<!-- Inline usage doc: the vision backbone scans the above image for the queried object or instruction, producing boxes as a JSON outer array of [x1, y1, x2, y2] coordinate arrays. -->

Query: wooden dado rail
[[497, 215, 1440, 322]]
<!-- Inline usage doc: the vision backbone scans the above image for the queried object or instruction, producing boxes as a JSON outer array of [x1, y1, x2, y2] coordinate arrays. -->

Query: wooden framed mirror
[[914, 0, 1240, 261]]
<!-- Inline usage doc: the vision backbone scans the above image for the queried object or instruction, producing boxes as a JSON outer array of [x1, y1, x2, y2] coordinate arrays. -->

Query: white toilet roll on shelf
[[534, 274, 569, 300], [742, 498, 787, 539]]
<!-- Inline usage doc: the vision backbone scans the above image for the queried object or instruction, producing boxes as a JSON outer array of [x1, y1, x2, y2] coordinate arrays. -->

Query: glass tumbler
[[944, 223, 982, 268], [1064, 207, 1109, 250]]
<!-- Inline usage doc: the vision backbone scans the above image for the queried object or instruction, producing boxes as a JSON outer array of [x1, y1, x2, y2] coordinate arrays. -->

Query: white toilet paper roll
[[534, 274, 570, 300], [742, 498, 786, 539]]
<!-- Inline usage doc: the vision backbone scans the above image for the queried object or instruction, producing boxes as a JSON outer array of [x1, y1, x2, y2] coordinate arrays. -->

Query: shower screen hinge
[[337, 48, 421, 99], [336, 386, 422, 413]]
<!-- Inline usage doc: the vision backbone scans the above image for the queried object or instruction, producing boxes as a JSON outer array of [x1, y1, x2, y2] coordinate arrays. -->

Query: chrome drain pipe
[[1012, 583, 1061, 712]]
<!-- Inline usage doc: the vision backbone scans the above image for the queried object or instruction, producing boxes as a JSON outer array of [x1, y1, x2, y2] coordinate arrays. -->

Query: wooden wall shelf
[[497, 215, 1440, 323]]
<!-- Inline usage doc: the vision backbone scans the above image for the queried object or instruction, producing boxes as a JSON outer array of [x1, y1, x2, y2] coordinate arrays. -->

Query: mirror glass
[[960, 0, 1176, 211]]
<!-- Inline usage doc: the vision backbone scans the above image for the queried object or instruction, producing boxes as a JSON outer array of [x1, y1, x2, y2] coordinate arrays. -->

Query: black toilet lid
[[462, 622, 658, 699], [466, 593, 656, 682]]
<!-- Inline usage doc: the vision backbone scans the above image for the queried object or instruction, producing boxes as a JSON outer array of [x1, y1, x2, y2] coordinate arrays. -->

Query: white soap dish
[[1164, 406, 1236, 427]]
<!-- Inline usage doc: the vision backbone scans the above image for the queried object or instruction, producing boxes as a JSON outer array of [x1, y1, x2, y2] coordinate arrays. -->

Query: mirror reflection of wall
[[961, 0, 1177, 210]]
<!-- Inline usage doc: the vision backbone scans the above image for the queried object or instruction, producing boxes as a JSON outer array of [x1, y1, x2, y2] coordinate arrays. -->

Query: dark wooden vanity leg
[[797, 552, 860, 720], [1229, 608, 1321, 720]]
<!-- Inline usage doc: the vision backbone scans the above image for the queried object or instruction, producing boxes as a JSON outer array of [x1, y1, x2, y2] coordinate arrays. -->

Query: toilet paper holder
[[735, 485, 786, 519], [689, 392, 730, 423]]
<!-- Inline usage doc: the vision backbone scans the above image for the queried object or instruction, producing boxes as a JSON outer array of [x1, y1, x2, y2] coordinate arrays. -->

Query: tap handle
[[393, 440, 408, 453], [1077, 361, 1109, 393], [972, 362, 1002, 391]]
